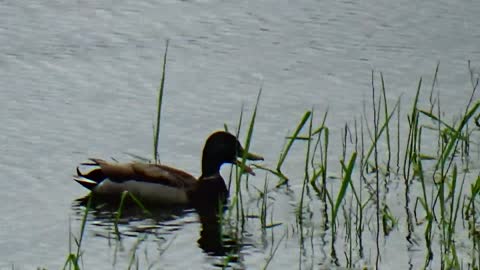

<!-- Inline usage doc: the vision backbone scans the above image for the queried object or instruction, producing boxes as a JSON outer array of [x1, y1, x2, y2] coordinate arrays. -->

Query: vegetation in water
[[59, 50, 480, 270]]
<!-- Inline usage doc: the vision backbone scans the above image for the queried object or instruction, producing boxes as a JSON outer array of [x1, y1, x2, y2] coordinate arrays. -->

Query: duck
[[73, 131, 263, 208]]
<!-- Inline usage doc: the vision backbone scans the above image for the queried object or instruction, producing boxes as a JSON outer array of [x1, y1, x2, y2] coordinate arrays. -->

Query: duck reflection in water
[[73, 131, 263, 256], [74, 194, 247, 257], [197, 207, 238, 256]]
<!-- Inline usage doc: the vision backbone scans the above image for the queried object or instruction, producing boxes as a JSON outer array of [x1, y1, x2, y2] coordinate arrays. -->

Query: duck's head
[[201, 131, 263, 176]]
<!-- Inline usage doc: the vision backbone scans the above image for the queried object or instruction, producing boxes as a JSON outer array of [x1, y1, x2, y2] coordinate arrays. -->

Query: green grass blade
[[242, 88, 262, 163], [114, 191, 129, 240], [277, 111, 311, 171], [153, 40, 169, 163], [333, 152, 357, 221]]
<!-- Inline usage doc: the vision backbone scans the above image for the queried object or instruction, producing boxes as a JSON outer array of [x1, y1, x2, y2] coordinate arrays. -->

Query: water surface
[[1, 0, 480, 269]]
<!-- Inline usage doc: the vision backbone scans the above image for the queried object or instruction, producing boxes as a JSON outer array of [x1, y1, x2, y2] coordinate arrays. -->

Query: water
[[1, 0, 480, 269]]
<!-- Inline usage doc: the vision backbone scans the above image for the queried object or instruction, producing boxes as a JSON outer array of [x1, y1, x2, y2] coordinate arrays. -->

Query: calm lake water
[[1, 0, 480, 269]]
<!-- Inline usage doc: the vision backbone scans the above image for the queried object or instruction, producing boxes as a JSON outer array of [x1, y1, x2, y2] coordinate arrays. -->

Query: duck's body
[[74, 159, 197, 204], [74, 131, 263, 208]]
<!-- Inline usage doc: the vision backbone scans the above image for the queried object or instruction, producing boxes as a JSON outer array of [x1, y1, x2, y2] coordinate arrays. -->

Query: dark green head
[[201, 131, 263, 177]]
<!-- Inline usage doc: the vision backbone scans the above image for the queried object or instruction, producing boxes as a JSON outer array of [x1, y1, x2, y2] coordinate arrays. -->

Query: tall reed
[[153, 40, 169, 163]]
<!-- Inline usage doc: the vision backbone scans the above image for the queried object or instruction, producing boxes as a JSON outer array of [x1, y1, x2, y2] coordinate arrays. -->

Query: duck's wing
[[75, 158, 197, 189], [87, 158, 136, 180], [129, 162, 197, 188], [74, 158, 135, 187]]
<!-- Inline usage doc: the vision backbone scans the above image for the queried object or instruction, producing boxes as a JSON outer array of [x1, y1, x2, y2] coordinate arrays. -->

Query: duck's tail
[[73, 159, 106, 190]]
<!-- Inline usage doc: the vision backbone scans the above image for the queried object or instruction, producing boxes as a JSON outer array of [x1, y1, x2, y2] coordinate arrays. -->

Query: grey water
[[1, 0, 480, 269]]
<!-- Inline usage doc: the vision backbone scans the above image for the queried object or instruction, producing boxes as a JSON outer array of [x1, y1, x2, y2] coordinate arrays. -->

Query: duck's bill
[[246, 152, 264, 161], [234, 160, 256, 176], [235, 149, 263, 175], [238, 149, 264, 161]]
